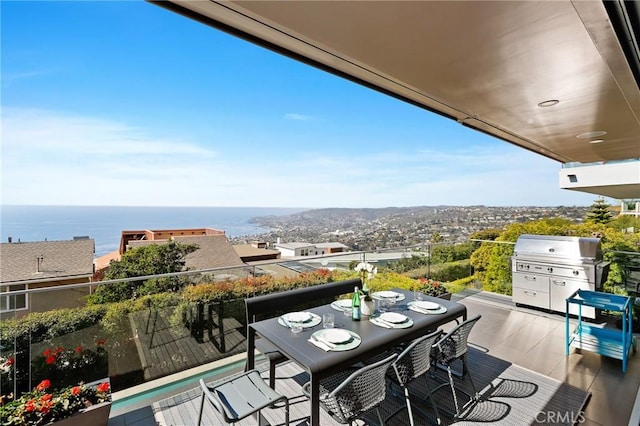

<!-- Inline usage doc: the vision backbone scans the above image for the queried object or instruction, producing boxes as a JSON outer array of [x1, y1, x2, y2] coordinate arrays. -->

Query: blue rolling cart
[[566, 290, 636, 372]]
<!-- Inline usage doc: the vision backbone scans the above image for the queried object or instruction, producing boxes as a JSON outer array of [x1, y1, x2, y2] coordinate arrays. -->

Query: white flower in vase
[[355, 261, 377, 316]]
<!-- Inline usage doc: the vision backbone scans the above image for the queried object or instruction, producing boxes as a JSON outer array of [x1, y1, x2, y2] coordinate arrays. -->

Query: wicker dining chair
[[430, 314, 482, 418], [302, 353, 398, 425], [387, 330, 443, 425], [197, 370, 289, 425]]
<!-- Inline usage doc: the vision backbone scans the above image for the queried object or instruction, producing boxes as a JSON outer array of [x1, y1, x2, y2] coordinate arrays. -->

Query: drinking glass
[[378, 299, 389, 313], [290, 324, 303, 334], [414, 290, 424, 301], [323, 313, 335, 329], [387, 297, 396, 311]]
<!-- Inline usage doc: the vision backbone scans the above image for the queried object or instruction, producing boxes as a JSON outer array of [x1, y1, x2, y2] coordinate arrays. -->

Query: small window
[[1, 285, 27, 312]]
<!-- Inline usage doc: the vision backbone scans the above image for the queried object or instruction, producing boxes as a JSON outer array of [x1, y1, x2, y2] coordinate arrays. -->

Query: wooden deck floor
[[109, 291, 638, 426], [129, 307, 247, 381], [154, 346, 589, 426]]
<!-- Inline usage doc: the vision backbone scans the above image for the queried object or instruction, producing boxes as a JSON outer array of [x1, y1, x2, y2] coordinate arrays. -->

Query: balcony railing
[[1, 242, 636, 406]]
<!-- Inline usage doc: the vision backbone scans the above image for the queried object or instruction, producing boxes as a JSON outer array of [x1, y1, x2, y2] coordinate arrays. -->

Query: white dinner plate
[[317, 329, 352, 344], [379, 312, 408, 323], [372, 291, 406, 302], [334, 299, 352, 308], [376, 291, 401, 299], [283, 312, 312, 323], [413, 301, 440, 310]]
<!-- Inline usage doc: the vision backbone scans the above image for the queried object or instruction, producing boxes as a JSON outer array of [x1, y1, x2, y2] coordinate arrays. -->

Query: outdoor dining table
[[246, 288, 467, 426]]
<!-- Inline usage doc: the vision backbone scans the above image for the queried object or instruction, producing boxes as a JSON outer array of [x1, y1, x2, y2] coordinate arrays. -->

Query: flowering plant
[[416, 278, 448, 297], [354, 262, 377, 300], [34, 340, 107, 387], [0, 379, 110, 425], [1, 340, 108, 399]]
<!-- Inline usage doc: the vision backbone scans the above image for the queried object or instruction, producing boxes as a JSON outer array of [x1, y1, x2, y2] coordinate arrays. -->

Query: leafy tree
[[586, 197, 613, 225], [609, 214, 640, 232], [430, 232, 443, 243], [88, 241, 198, 304], [430, 243, 474, 264], [386, 254, 428, 273], [469, 229, 502, 243]]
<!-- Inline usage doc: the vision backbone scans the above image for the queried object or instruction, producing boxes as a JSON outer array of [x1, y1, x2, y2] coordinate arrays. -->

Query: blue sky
[[1, 1, 601, 208]]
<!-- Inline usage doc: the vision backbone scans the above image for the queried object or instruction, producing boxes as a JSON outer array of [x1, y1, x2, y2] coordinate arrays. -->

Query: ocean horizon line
[[0, 203, 593, 209], [0, 204, 315, 209]]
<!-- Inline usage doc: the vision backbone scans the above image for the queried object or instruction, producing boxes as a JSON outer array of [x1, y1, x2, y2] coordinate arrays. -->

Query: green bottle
[[352, 286, 361, 321]]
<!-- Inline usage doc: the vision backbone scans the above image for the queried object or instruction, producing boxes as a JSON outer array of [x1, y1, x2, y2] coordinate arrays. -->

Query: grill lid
[[513, 234, 603, 263]]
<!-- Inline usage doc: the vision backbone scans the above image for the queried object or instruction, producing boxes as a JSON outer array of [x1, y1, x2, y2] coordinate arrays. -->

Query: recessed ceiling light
[[537, 99, 559, 107], [589, 139, 605, 144], [577, 131, 607, 138]]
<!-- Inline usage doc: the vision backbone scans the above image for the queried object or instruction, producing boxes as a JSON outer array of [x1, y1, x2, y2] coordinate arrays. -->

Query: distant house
[[273, 242, 349, 258], [95, 227, 240, 274], [274, 242, 320, 257], [274, 242, 349, 257], [127, 234, 245, 271], [315, 242, 349, 254], [233, 241, 281, 262], [0, 238, 95, 318], [119, 227, 226, 254]]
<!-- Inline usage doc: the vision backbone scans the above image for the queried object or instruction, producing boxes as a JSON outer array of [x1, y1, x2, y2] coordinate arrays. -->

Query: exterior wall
[[120, 228, 226, 254], [0, 277, 92, 320], [559, 161, 640, 199], [621, 200, 640, 217], [278, 247, 297, 257]]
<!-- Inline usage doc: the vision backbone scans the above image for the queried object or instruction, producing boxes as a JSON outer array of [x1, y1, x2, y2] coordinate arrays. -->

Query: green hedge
[[1, 305, 107, 346], [401, 259, 472, 282]]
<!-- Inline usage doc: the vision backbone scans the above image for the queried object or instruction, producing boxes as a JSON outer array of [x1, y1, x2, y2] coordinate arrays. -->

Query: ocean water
[[0, 205, 306, 256]]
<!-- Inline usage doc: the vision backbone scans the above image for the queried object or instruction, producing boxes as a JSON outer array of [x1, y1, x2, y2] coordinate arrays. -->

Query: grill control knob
[[573, 270, 579, 276], [548, 267, 553, 273]]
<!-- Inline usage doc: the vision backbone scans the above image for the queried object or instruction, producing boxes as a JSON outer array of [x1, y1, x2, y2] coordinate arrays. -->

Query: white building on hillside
[[274, 242, 323, 258]]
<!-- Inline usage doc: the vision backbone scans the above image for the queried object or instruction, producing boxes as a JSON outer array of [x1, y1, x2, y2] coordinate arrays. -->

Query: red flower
[[36, 379, 50, 391], [55, 346, 64, 354], [75, 345, 83, 353], [96, 382, 110, 393], [6, 357, 14, 366], [45, 355, 57, 365], [39, 399, 53, 413], [39, 393, 52, 402], [43, 348, 51, 357], [71, 386, 81, 396], [25, 399, 36, 412], [96, 339, 106, 346]]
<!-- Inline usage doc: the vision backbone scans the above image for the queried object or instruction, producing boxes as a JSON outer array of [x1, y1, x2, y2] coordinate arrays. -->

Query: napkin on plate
[[409, 305, 433, 314], [308, 337, 333, 351], [370, 318, 393, 328]]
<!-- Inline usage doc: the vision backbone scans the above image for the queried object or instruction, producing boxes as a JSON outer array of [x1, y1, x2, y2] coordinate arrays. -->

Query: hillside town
[[0, 205, 592, 315], [231, 205, 591, 250]]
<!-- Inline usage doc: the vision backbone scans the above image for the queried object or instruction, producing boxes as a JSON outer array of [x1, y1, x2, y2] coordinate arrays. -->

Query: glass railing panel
[[3, 240, 638, 405], [0, 265, 256, 401], [0, 242, 497, 401]]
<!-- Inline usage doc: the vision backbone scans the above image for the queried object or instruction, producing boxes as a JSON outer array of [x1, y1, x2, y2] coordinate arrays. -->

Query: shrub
[[0, 379, 110, 426]]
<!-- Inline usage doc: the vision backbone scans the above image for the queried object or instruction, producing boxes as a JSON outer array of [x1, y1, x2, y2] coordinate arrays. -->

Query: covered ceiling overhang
[[151, 0, 640, 197], [560, 160, 640, 199]]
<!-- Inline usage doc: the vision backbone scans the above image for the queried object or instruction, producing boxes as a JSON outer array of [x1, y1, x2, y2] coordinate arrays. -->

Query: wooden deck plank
[[129, 307, 247, 381], [151, 347, 590, 426]]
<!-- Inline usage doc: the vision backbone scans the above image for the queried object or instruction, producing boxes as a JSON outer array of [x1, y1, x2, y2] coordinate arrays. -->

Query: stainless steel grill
[[511, 234, 610, 319]]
